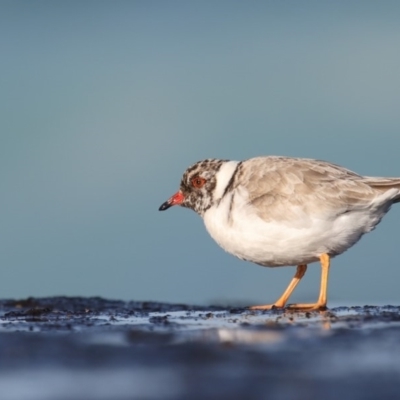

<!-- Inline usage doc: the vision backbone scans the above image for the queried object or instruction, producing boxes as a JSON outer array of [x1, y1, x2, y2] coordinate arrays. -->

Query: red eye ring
[[191, 176, 206, 188]]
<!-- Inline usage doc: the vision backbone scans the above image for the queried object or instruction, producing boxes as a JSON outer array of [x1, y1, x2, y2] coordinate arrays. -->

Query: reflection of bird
[[159, 156, 400, 310]]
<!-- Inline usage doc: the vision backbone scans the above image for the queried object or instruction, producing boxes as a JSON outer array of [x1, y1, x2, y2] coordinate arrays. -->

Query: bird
[[159, 156, 400, 310]]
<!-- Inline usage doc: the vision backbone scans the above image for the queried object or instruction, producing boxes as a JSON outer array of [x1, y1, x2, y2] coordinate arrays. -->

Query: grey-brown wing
[[239, 157, 380, 222]]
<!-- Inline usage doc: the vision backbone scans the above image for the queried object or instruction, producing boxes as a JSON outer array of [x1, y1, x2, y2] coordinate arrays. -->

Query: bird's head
[[159, 159, 227, 216]]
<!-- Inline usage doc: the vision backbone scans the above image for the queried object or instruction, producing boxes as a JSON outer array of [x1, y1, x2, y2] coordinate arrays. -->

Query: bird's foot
[[286, 302, 327, 311], [249, 303, 327, 311], [249, 302, 285, 310]]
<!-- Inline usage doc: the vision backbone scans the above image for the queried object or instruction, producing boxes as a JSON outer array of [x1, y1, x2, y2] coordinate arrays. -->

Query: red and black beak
[[159, 191, 185, 211]]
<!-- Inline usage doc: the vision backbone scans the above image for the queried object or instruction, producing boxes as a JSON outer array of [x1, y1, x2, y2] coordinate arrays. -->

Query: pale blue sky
[[1, 1, 400, 305]]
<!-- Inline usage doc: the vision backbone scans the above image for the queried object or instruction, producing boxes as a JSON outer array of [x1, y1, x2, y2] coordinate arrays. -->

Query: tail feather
[[364, 177, 400, 204]]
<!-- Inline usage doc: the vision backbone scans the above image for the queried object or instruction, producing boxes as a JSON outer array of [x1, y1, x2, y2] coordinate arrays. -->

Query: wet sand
[[1, 297, 400, 400]]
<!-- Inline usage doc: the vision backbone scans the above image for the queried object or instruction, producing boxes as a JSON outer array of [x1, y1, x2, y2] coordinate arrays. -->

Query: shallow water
[[1, 297, 400, 400]]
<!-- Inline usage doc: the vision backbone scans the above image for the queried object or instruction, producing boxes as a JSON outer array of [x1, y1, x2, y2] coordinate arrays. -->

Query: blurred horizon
[[1, 1, 400, 305]]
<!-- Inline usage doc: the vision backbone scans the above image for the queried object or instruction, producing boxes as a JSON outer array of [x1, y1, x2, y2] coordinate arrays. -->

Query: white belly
[[203, 192, 379, 267]]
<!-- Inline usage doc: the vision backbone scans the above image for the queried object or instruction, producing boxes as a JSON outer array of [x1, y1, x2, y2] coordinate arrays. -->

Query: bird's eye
[[191, 176, 206, 188]]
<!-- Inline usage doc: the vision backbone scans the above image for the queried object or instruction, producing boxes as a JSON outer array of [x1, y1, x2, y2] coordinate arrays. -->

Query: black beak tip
[[159, 201, 171, 211]]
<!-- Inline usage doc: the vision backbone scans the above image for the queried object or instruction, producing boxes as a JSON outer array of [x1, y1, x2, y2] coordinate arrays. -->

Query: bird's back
[[238, 157, 400, 222]]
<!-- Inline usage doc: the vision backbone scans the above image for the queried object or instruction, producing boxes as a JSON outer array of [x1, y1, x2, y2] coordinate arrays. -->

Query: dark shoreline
[[1, 297, 400, 400]]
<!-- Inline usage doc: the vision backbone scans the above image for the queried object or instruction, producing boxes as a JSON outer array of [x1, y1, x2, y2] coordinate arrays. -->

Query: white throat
[[213, 161, 239, 201]]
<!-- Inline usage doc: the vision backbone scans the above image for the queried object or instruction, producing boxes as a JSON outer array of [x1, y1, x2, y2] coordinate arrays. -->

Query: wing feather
[[238, 157, 400, 222]]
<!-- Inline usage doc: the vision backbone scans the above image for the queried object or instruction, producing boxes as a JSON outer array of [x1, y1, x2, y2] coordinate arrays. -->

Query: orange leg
[[286, 253, 330, 311], [249, 264, 308, 310]]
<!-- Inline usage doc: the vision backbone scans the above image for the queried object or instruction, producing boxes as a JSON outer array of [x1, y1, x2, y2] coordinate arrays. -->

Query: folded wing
[[240, 157, 400, 223]]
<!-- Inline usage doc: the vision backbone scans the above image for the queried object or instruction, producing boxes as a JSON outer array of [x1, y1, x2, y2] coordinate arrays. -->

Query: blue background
[[1, 1, 400, 305]]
